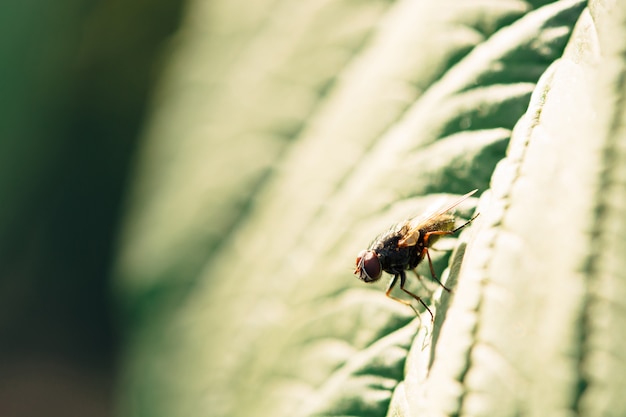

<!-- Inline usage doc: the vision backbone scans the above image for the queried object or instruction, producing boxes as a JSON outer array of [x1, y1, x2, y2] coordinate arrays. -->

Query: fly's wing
[[397, 189, 477, 247]]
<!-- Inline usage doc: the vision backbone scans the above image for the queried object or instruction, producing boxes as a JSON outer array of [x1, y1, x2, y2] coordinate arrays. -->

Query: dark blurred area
[[0, 1, 184, 416]]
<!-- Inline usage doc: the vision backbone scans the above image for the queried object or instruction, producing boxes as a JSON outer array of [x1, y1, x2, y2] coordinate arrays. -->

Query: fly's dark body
[[354, 190, 478, 321], [369, 213, 456, 278]]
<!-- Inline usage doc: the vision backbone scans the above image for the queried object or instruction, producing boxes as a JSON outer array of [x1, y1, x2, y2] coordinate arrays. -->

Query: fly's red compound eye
[[355, 250, 381, 283], [355, 250, 366, 269]]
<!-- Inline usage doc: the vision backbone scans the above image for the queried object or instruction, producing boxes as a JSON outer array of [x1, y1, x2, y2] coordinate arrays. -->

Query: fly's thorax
[[377, 242, 412, 274], [368, 227, 401, 251]]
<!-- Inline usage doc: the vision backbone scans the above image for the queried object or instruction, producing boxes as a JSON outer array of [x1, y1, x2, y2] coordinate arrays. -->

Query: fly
[[354, 189, 479, 321]]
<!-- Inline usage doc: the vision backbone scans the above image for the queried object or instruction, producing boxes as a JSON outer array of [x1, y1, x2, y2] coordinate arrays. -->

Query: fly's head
[[354, 250, 382, 283]]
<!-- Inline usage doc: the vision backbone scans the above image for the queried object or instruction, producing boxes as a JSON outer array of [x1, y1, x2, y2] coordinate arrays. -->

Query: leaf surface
[[109, 1, 623, 417]]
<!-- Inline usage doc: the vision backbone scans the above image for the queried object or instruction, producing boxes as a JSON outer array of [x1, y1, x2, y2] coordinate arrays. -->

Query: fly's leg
[[385, 274, 420, 317], [424, 248, 451, 292], [450, 212, 479, 234], [421, 213, 479, 292], [412, 255, 450, 292], [386, 271, 434, 322], [401, 274, 434, 323]]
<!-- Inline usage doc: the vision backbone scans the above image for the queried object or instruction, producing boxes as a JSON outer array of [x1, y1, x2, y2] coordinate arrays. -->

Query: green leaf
[[108, 1, 626, 417]]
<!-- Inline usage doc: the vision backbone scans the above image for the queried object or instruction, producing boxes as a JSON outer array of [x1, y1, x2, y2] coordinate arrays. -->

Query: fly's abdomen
[[420, 214, 456, 246]]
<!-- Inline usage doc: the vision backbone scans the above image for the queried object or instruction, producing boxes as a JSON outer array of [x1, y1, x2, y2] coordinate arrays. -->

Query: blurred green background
[[0, 1, 184, 415]]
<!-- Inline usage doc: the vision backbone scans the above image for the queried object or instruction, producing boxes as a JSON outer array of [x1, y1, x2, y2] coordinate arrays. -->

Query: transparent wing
[[397, 189, 477, 247]]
